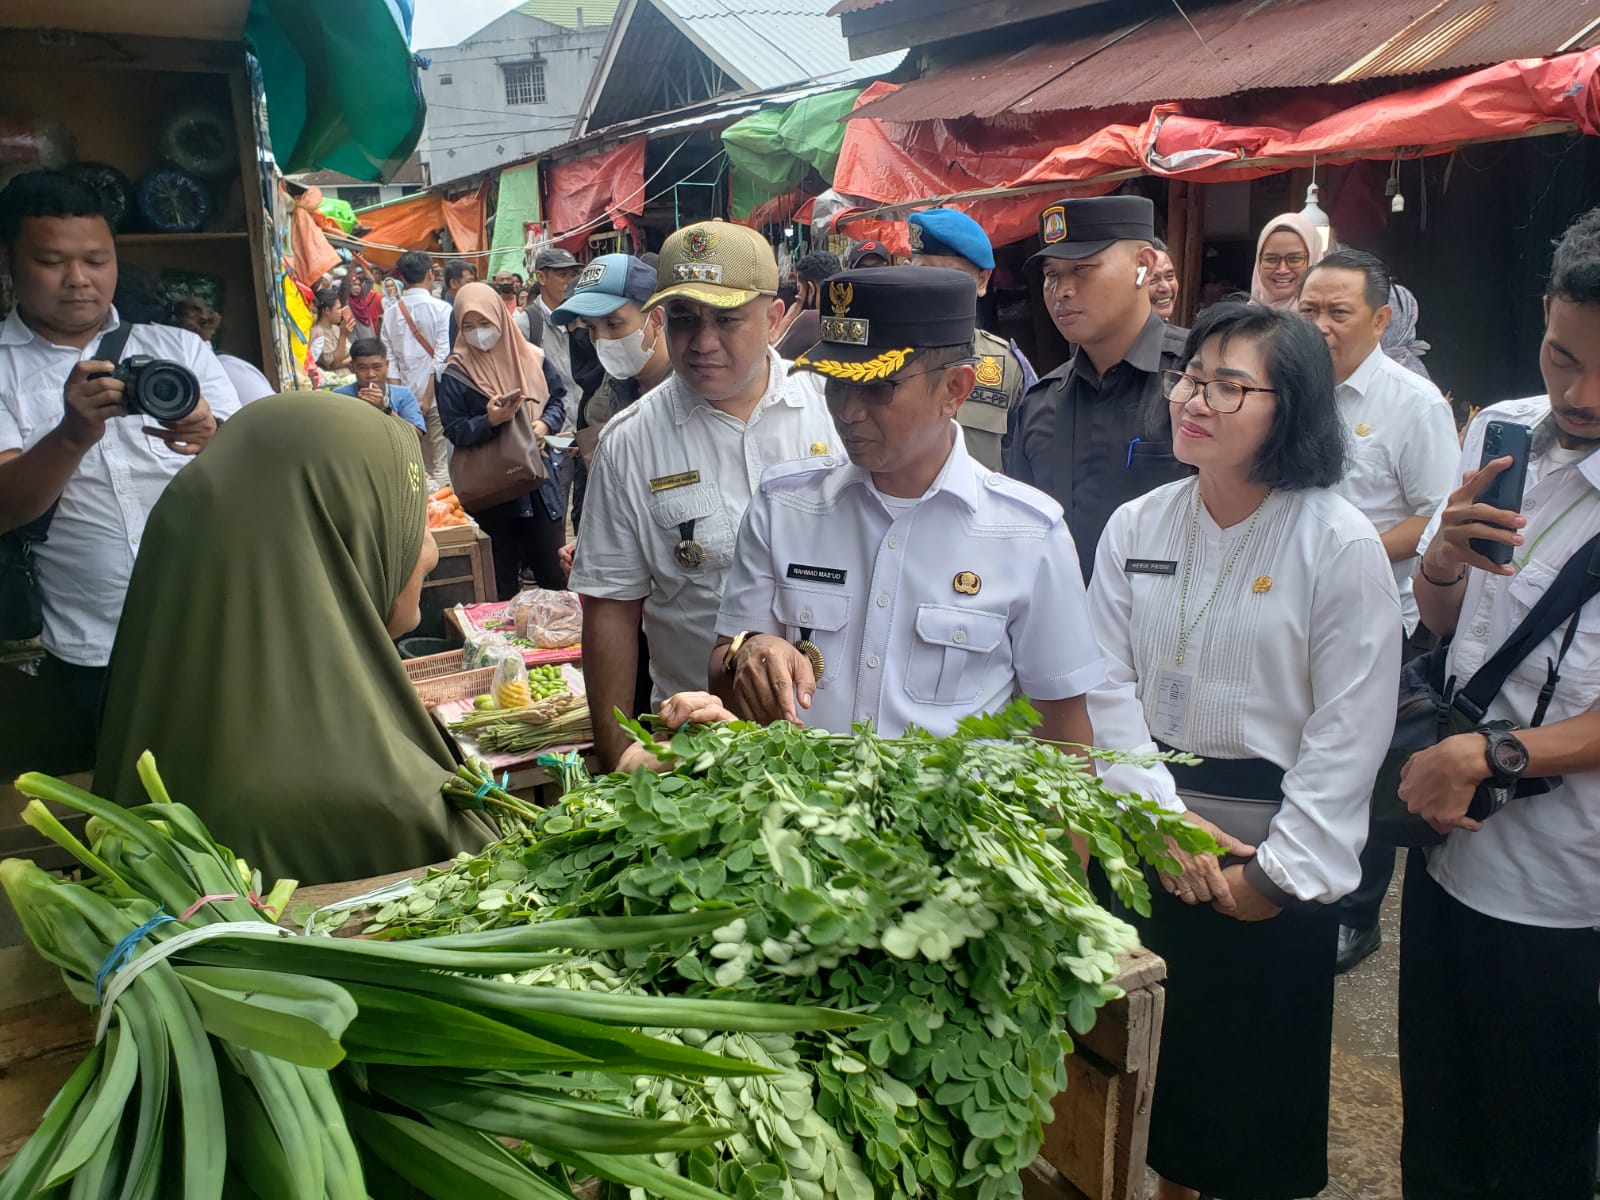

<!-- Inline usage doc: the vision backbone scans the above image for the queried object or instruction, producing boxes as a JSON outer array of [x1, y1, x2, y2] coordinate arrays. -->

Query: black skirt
[[1133, 878, 1339, 1199]]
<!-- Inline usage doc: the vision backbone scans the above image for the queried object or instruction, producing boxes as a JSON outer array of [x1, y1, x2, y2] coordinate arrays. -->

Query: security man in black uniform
[[908, 207, 1037, 471], [1004, 195, 1190, 580]]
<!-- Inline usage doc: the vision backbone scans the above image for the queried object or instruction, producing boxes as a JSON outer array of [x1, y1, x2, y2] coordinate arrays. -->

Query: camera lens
[[134, 361, 201, 423]]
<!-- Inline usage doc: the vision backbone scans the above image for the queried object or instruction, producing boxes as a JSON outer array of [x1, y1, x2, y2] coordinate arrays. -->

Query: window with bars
[[502, 61, 546, 106]]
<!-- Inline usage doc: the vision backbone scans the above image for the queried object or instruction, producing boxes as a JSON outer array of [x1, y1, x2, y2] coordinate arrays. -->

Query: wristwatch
[[1481, 724, 1529, 786], [722, 630, 755, 679]]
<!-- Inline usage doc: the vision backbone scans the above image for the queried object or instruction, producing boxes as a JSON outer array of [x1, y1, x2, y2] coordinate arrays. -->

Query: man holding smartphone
[[1398, 206, 1600, 1200], [333, 339, 425, 437]]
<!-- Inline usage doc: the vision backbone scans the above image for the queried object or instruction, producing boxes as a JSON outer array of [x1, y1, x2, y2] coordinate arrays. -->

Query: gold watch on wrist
[[723, 630, 755, 678]]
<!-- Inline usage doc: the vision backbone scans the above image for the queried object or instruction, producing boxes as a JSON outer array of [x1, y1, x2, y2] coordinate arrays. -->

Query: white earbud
[[1135, 266, 1149, 286]]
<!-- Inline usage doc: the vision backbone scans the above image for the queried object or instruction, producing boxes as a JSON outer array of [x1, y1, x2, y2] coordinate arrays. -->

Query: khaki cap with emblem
[[643, 220, 780, 311]]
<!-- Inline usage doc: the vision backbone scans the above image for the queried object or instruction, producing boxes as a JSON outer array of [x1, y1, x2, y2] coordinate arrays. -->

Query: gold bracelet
[[722, 630, 754, 678]]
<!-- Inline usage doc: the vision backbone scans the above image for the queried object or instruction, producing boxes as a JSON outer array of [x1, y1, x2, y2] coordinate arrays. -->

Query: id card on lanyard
[[1152, 668, 1192, 742]]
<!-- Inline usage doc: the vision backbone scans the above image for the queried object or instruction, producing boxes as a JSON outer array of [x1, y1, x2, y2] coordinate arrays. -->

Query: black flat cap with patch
[[790, 265, 976, 382], [1028, 195, 1157, 264]]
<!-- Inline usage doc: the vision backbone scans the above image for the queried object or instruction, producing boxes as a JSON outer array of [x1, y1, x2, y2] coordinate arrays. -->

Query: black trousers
[[477, 511, 567, 601], [1398, 851, 1600, 1199], [44, 654, 107, 741]]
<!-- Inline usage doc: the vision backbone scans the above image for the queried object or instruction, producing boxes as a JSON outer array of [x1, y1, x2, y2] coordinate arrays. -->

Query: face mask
[[465, 326, 502, 352], [594, 324, 657, 379]]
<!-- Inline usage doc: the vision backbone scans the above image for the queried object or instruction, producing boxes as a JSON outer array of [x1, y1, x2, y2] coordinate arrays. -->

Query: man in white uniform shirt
[[708, 266, 1102, 746], [0, 170, 239, 729], [1298, 248, 1460, 972], [1400, 207, 1600, 1200], [381, 250, 451, 487], [569, 221, 837, 769]]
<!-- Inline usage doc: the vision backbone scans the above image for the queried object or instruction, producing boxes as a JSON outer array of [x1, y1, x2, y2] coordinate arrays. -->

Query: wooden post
[[1171, 180, 1204, 326]]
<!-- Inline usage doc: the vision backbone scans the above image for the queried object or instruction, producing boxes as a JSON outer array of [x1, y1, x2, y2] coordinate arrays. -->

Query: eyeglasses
[[823, 362, 963, 408], [1259, 252, 1309, 269], [1162, 370, 1277, 414]]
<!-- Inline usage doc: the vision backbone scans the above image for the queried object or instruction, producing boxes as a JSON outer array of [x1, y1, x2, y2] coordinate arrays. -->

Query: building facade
[[417, 6, 613, 184]]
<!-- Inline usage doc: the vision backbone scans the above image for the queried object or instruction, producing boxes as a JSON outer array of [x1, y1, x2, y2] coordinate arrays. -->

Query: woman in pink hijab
[[1250, 213, 1325, 310]]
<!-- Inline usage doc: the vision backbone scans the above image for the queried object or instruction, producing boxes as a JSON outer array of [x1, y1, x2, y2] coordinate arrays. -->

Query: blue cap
[[549, 254, 657, 323], [907, 208, 995, 271]]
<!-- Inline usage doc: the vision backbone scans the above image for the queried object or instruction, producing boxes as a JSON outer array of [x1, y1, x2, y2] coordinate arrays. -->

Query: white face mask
[[464, 325, 501, 352], [594, 323, 657, 379]]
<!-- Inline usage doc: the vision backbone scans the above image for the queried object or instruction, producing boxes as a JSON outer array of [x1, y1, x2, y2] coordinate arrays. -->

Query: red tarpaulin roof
[[544, 137, 647, 251], [850, 0, 1600, 124], [834, 49, 1600, 248], [351, 189, 488, 268]]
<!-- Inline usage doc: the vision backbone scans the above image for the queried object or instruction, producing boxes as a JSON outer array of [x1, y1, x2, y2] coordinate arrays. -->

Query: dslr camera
[[94, 356, 201, 424]]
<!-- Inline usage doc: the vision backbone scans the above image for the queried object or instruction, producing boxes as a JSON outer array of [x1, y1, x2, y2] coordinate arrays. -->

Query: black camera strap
[[15, 319, 139, 546], [1450, 527, 1600, 727]]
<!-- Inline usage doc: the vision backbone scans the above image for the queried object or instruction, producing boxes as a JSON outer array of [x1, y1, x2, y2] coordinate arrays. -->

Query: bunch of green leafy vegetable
[[0, 757, 858, 1200], [376, 700, 1209, 1200]]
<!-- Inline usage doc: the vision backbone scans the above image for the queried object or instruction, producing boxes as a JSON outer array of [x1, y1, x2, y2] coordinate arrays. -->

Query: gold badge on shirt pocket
[[953, 571, 982, 596], [1354, 423, 1372, 437], [1252, 576, 1273, 594]]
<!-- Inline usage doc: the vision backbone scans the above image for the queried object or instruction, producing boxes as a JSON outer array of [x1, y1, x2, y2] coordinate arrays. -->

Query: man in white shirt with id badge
[[703, 266, 1103, 745], [568, 221, 837, 770]]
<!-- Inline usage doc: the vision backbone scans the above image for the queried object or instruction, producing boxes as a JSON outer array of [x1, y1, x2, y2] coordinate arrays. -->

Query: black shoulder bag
[[1371, 528, 1600, 846], [0, 322, 136, 641]]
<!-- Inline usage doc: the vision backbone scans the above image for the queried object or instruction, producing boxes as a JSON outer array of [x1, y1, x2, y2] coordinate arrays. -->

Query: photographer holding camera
[[0, 170, 239, 731], [1398, 207, 1600, 1200]]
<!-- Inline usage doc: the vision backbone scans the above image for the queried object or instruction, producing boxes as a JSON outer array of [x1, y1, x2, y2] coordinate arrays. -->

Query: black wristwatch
[[1481, 725, 1529, 786]]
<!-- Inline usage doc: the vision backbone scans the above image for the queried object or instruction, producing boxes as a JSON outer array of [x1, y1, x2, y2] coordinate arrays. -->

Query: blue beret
[[907, 208, 995, 271]]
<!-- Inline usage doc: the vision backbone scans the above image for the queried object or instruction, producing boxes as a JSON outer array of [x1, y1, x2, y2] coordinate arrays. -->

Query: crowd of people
[[0, 160, 1596, 1200]]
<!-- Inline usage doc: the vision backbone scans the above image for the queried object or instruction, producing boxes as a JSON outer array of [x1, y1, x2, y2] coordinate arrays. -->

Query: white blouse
[[1087, 478, 1402, 904]]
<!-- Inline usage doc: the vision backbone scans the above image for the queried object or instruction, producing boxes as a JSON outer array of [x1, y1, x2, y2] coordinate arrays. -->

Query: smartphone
[[1468, 420, 1533, 566]]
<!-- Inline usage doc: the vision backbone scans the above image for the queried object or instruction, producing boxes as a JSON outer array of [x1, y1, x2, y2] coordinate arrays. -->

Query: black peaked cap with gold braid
[[790, 266, 977, 383]]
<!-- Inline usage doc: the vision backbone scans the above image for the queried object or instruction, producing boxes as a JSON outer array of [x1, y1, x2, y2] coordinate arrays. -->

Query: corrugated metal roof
[[652, 0, 905, 91], [516, 0, 621, 26], [852, 0, 1600, 122], [828, 0, 893, 12]]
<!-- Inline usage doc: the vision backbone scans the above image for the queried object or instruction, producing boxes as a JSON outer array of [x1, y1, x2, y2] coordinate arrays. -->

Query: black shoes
[[1335, 923, 1381, 975]]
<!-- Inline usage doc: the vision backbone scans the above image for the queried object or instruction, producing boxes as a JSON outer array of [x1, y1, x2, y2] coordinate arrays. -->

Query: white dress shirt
[[219, 354, 275, 404], [1087, 479, 1401, 904], [716, 426, 1104, 736], [1331, 342, 1459, 636], [380, 286, 450, 399], [569, 349, 840, 700], [0, 308, 242, 666], [1418, 397, 1600, 928]]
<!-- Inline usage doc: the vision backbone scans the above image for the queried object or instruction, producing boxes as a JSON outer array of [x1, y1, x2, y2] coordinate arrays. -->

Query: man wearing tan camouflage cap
[[568, 220, 839, 769]]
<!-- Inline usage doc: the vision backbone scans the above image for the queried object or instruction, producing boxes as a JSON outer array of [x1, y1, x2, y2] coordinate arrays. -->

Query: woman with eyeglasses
[[1085, 302, 1400, 1200], [1250, 212, 1326, 310]]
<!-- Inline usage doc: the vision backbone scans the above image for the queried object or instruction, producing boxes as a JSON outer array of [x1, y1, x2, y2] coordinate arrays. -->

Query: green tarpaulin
[[247, 0, 426, 182], [489, 163, 543, 278], [722, 88, 863, 221], [317, 196, 357, 234]]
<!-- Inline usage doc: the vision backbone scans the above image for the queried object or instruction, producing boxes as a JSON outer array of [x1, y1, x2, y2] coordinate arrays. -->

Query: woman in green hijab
[[94, 392, 495, 885]]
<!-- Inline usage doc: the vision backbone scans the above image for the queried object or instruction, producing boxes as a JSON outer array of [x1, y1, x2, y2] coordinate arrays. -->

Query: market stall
[[0, 703, 1187, 1199]]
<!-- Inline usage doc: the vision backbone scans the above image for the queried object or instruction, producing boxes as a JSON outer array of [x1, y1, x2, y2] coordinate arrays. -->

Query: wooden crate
[[1035, 948, 1166, 1200], [418, 529, 495, 638]]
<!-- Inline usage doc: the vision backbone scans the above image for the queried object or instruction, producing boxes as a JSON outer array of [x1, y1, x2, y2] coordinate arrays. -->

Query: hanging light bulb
[[1300, 181, 1333, 253], [1385, 155, 1406, 214]]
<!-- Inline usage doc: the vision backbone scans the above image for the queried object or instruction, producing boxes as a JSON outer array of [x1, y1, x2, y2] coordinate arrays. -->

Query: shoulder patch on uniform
[[759, 453, 844, 494], [981, 472, 1063, 522]]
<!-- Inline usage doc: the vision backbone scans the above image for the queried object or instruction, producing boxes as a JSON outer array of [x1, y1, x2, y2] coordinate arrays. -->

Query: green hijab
[[94, 393, 494, 885]]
